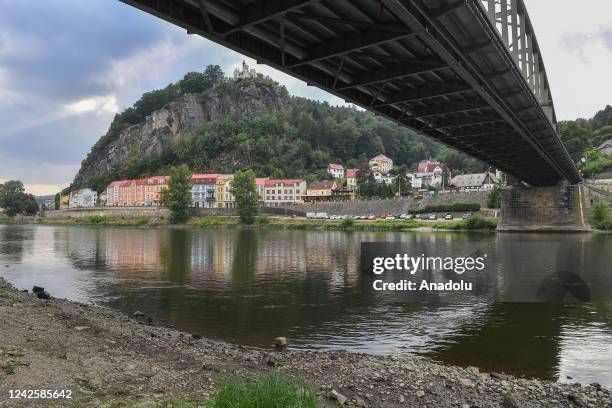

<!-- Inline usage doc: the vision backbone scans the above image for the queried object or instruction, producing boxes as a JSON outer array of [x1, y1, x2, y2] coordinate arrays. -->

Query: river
[[1, 224, 612, 388]]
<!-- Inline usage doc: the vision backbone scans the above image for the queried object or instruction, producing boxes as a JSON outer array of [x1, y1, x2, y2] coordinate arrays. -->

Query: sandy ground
[[0, 278, 610, 407]]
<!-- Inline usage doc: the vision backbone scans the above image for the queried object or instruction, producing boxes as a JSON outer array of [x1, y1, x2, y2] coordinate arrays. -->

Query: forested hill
[[559, 105, 612, 176], [73, 65, 484, 192]]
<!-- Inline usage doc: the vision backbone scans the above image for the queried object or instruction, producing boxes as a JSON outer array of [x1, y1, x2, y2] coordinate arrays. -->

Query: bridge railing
[[476, 0, 555, 127]]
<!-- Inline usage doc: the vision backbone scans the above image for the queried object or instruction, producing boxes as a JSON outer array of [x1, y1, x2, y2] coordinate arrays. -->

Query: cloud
[[65, 96, 119, 116]]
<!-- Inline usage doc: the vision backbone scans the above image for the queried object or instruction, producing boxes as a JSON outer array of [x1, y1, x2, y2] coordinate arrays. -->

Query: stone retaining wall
[[275, 191, 488, 216], [42, 207, 170, 219]]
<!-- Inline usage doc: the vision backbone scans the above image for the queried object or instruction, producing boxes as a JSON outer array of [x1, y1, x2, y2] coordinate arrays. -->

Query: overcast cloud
[[0, 0, 610, 194]]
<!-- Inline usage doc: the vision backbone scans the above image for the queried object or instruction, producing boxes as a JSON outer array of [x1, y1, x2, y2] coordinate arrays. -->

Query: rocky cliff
[[74, 80, 287, 185]]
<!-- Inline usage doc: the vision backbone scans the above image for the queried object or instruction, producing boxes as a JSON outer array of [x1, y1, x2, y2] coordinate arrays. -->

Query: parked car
[[385, 215, 396, 220], [444, 213, 453, 220], [367, 214, 376, 220], [428, 214, 437, 220], [463, 212, 471, 219]]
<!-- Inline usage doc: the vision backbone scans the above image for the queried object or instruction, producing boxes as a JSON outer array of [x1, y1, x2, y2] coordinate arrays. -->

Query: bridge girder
[[119, 0, 581, 186]]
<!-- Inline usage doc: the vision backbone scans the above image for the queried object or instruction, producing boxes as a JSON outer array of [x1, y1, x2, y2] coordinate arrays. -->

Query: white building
[[327, 163, 345, 178], [233, 61, 257, 80], [373, 171, 394, 185], [450, 172, 498, 191], [410, 160, 448, 189], [263, 179, 307, 207], [69, 189, 98, 208], [369, 154, 393, 174]]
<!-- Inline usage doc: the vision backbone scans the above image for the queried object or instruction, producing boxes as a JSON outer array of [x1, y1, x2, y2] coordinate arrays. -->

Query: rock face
[[74, 81, 287, 185]]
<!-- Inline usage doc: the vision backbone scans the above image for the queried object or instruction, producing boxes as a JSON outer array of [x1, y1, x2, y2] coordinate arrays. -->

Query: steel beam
[[221, 0, 319, 37], [336, 61, 447, 90], [290, 29, 415, 68], [412, 103, 490, 118], [373, 84, 472, 107]]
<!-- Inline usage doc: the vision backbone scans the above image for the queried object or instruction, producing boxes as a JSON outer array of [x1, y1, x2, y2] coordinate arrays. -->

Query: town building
[[410, 160, 448, 189], [255, 178, 269, 204], [42, 200, 56, 211], [144, 176, 170, 206], [450, 172, 498, 191], [345, 168, 359, 190], [598, 138, 612, 157], [59, 192, 70, 209], [327, 163, 345, 178], [215, 175, 235, 208], [369, 154, 393, 174], [263, 179, 306, 207], [304, 180, 337, 202], [373, 171, 394, 185], [192, 174, 221, 208], [105, 176, 169, 207], [69, 189, 98, 208]]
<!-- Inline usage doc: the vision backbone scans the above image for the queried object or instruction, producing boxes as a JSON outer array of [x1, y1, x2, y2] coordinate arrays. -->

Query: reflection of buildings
[[103, 230, 163, 277]]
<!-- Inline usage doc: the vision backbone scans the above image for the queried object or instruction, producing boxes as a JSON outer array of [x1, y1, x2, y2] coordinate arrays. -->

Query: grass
[[207, 372, 317, 408], [2, 364, 16, 375], [592, 202, 612, 231], [0, 215, 167, 227], [432, 214, 498, 230]]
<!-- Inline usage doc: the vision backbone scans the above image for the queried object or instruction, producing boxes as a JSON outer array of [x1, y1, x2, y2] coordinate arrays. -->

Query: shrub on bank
[[256, 214, 270, 225], [409, 202, 481, 215], [207, 372, 317, 408], [592, 202, 612, 231], [433, 214, 498, 230]]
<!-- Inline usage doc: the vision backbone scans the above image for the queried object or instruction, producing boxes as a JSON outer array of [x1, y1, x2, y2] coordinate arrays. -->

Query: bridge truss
[[120, 0, 581, 186]]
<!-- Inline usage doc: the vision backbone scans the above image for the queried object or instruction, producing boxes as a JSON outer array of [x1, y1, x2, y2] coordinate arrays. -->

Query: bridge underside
[[120, 0, 581, 186]]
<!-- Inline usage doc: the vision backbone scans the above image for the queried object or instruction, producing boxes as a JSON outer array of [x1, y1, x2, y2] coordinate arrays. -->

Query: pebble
[[328, 389, 347, 405], [416, 390, 425, 398]]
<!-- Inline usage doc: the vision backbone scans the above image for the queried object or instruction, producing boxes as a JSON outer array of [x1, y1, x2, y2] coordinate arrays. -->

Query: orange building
[[105, 176, 169, 207]]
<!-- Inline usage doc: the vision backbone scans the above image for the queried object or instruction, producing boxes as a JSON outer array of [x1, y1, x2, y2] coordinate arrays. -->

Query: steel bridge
[[120, 0, 581, 186]]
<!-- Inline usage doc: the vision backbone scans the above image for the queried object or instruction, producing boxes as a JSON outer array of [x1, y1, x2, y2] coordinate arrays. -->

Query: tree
[[0, 180, 39, 216], [486, 185, 502, 209], [54, 193, 60, 211], [231, 169, 259, 224], [160, 164, 192, 223], [559, 120, 591, 162]]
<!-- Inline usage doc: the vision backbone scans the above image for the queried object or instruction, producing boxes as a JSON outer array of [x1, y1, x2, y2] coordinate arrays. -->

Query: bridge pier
[[498, 184, 591, 232]]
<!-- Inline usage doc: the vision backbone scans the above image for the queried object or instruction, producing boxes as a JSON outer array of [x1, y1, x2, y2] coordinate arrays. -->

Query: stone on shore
[[328, 389, 347, 405], [274, 336, 287, 348]]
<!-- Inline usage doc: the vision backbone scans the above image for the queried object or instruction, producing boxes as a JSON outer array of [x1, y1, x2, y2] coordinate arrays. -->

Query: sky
[[0, 0, 610, 195]]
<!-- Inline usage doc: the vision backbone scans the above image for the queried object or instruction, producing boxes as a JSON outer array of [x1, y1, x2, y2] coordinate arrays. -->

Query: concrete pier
[[498, 184, 591, 232]]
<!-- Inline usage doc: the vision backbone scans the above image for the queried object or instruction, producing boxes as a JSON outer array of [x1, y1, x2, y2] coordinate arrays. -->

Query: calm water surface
[[1, 225, 612, 387]]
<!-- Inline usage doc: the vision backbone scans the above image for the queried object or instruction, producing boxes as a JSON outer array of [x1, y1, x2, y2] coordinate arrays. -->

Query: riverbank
[[1, 278, 610, 407], [0, 215, 498, 232]]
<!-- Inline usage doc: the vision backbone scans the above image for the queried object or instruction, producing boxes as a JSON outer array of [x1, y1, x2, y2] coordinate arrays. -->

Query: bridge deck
[[120, 0, 581, 186]]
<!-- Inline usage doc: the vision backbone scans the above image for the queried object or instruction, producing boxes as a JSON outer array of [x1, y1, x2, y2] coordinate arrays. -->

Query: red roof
[[265, 179, 305, 187], [327, 163, 344, 170], [308, 180, 336, 190], [418, 160, 446, 173], [107, 180, 131, 188], [346, 168, 359, 178], [255, 177, 269, 186], [192, 173, 221, 183]]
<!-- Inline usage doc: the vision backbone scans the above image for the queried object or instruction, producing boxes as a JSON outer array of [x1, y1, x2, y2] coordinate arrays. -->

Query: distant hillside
[[73, 65, 484, 192]]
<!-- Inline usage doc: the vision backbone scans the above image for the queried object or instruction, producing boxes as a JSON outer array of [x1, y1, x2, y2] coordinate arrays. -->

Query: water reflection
[[1, 225, 612, 387]]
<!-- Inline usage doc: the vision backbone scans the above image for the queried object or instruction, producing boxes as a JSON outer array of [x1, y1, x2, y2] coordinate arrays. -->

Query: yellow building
[[59, 193, 70, 209], [215, 175, 234, 208]]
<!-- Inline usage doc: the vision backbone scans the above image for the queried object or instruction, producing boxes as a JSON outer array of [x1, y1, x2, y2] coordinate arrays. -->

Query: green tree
[[54, 193, 60, 211], [0, 180, 38, 216], [486, 185, 502, 209], [160, 164, 192, 223], [230, 169, 259, 224], [559, 120, 591, 162]]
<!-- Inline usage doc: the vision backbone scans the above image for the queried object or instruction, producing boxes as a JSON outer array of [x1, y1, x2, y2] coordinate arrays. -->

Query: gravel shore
[[0, 278, 610, 407]]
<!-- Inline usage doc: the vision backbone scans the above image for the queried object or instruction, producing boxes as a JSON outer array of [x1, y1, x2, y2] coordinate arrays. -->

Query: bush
[[592, 202, 612, 230], [207, 373, 317, 408], [433, 214, 497, 230], [409, 202, 480, 215], [256, 214, 270, 225], [340, 217, 354, 228]]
